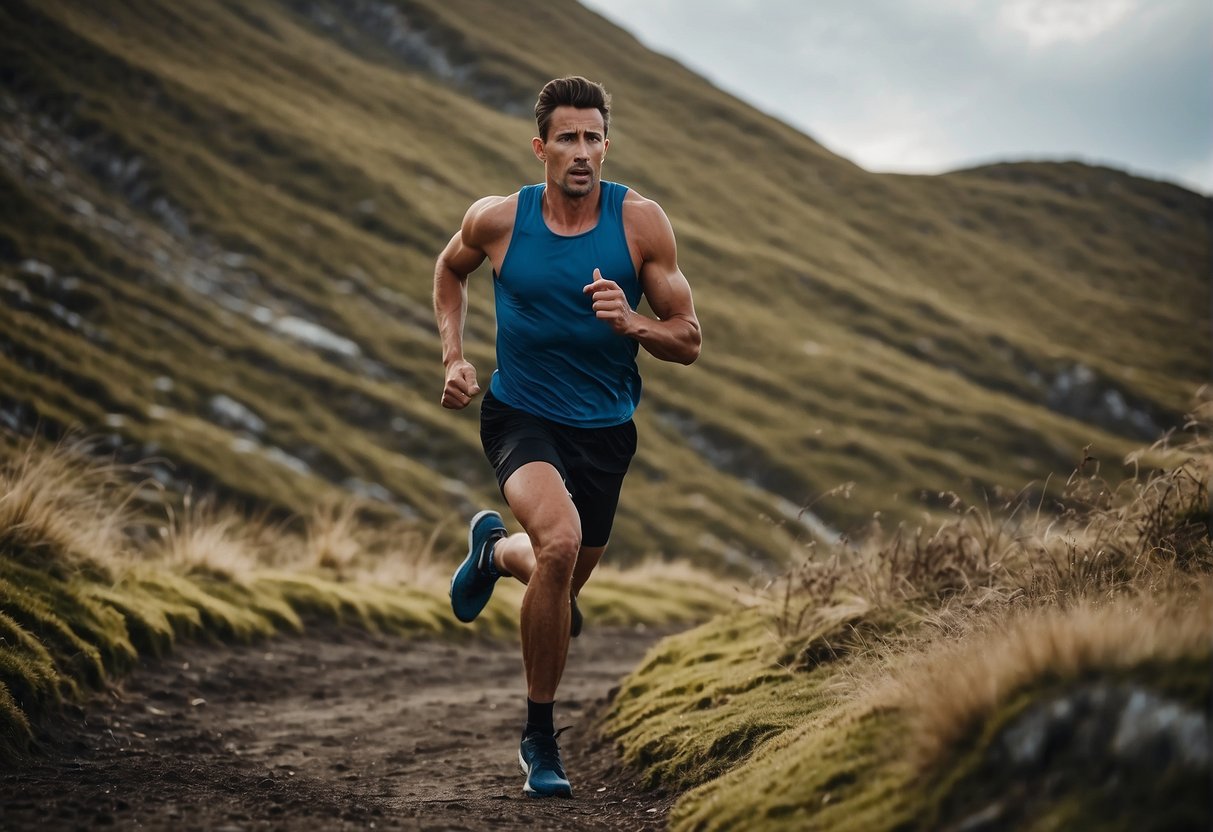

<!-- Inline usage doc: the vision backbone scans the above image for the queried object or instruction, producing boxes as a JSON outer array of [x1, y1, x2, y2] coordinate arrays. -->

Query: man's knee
[[533, 528, 581, 577]]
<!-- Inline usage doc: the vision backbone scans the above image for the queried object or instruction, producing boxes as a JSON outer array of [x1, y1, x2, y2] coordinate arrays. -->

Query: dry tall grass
[[304, 499, 449, 590], [151, 494, 268, 580], [0, 433, 454, 589], [779, 402, 1209, 618], [766, 398, 1212, 762], [0, 436, 139, 575], [885, 588, 1213, 765]]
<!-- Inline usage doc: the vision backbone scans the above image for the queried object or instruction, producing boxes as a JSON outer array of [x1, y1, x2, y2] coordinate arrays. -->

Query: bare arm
[[584, 198, 701, 365], [433, 197, 503, 408]]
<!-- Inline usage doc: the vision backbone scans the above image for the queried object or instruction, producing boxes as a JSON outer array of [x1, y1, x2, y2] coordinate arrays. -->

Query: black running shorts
[[479, 389, 637, 548]]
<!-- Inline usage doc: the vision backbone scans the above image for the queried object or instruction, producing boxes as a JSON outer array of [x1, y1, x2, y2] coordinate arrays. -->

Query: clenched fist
[[441, 359, 481, 409], [583, 268, 636, 336]]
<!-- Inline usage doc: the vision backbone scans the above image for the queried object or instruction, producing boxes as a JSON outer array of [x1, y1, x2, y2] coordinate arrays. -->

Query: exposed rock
[[208, 395, 267, 435], [342, 477, 394, 504], [767, 492, 842, 545], [272, 316, 362, 358], [1045, 362, 1163, 439], [0, 275, 33, 304], [946, 681, 1210, 831], [264, 446, 311, 476], [292, 0, 530, 115], [0, 403, 31, 433], [1112, 688, 1209, 768], [999, 682, 1208, 773], [18, 259, 55, 280], [656, 408, 807, 512]]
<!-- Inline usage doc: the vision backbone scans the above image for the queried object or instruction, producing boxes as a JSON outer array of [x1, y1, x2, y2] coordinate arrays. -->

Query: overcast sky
[[579, 0, 1212, 193]]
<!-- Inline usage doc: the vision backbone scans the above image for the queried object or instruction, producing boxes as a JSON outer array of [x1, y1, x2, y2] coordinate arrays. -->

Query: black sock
[[524, 698, 555, 737]]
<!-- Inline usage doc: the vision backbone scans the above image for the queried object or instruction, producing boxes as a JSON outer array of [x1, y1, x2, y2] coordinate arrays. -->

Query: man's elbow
[[678, 327, 702, 365]]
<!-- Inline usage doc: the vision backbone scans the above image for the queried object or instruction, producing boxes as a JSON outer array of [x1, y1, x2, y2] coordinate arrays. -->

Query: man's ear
[[532, 136, 546, 162]]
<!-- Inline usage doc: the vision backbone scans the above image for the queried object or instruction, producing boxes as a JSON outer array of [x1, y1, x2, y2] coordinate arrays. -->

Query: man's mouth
[[570, 168, 591, 177]]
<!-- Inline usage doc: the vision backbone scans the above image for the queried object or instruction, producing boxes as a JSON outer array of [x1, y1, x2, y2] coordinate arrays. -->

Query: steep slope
[[1, 0, 1207, 572]]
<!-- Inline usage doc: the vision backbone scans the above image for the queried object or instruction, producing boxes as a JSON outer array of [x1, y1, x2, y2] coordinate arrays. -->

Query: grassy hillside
[[605, 411, 1212, 829], [1, 0, 1208, 574]]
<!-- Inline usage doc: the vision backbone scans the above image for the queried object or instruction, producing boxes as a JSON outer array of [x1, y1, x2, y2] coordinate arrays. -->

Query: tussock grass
[[0, 436, 133, 576], [0, 436, 727, 764], [888, 591, 1213, 767], [607, 402, 1213, 830], [154, 495, 267, 580]]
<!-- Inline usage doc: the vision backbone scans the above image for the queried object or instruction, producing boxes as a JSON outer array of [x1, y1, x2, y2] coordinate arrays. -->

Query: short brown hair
[[534, 76, 611, 141]]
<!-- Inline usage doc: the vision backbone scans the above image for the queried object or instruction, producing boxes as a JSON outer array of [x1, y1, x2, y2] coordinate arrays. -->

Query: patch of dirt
[[1, 624, 679, 830]]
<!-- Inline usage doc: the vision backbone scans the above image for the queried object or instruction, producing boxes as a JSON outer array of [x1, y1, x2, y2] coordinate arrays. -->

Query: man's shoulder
[[620, 187, 673, 239], [463, 192, 520, 245], [621, 186, 669, 218], [469, 192, 520, 222]]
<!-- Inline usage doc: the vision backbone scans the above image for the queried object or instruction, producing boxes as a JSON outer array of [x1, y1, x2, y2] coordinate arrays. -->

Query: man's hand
[[441, 359, 481, 409], [584, 268, 636, 335]]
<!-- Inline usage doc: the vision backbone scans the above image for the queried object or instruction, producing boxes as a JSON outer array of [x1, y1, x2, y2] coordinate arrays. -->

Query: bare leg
[[500, 462, 581, 702], [570, 546, 605, 598], [495, 535, 606, 600]]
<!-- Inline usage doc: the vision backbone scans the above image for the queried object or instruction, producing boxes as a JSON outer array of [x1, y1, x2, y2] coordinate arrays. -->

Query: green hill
[[2, 0, 1208, 573]]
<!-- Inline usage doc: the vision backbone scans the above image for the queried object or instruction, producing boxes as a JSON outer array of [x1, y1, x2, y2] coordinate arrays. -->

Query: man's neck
[[542, 181, 601, 235]]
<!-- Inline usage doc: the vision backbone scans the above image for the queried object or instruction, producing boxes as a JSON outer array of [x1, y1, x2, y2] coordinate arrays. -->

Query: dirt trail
[[1, 625, 678, 830]]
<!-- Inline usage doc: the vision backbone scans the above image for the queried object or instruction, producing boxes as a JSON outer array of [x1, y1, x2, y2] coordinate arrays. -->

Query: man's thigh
[[503, 461, 581, 547]]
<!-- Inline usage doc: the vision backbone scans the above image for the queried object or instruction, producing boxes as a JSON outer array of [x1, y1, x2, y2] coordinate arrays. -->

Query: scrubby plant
[[771, 399, 1211, 653]]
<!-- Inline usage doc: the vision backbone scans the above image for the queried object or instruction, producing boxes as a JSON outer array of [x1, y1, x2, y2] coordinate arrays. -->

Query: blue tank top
[[489, 181, 642, 428]]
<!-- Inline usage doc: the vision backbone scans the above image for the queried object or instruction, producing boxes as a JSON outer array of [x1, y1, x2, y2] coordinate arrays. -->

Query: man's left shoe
[[570, 595, 583, 638], [519, 729, 572, 798], [449, 510, 506, 623]]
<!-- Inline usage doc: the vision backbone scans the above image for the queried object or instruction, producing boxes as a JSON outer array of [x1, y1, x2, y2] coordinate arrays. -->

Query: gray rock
[[273, 316, 361, 357], [209, 394, 267, 435], [1112, 689, 1209, 768]]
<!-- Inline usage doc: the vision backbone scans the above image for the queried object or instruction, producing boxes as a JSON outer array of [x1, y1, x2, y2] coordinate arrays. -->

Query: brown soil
[[1, 625, 679, 830]]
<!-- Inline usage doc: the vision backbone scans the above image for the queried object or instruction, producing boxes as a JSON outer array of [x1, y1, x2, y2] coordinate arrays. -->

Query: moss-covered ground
[[606, 422, 1213, 830]]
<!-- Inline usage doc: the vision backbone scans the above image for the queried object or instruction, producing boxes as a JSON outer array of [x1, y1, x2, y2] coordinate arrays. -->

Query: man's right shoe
[[519, 729, 572, 798], [449, 510, 506, 623]]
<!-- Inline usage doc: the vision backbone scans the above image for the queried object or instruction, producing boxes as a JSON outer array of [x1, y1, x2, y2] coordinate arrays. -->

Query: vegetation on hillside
[[605, 399, 1212, 830], [0, 434, 728, 764], [2, 0, 1208, 576]]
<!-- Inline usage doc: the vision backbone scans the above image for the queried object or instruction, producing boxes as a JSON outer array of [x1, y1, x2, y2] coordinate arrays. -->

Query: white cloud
[[997, 0, 1137, 48], [579, 0, 1211, 192]]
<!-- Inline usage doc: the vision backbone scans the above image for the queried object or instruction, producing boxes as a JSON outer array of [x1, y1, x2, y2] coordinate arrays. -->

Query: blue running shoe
[[519, 729, 572, 798], [449, 510, 506, 623]]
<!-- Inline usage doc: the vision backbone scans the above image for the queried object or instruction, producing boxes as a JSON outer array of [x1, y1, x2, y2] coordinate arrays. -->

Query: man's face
[[534, 106, 609, 198]]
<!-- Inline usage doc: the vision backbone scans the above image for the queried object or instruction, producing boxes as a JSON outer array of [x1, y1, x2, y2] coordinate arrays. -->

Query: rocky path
[[1, 625, 677, 830]]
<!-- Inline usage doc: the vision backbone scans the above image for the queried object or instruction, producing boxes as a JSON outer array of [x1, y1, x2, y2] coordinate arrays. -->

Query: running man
[[434, 76, 701, 798]]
